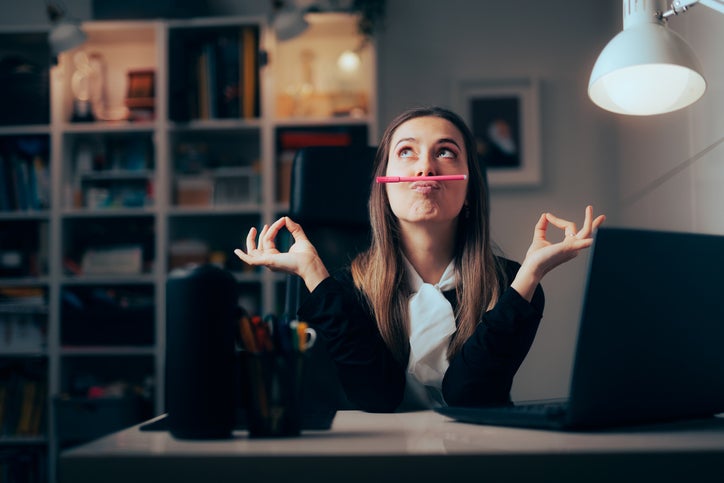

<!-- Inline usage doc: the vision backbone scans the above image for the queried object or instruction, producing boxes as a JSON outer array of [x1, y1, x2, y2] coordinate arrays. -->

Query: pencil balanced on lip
[[376, 174, 468, 183]]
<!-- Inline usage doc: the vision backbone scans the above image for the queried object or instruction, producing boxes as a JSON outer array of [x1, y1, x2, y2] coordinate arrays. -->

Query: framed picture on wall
[[455, 78, 541, 187]]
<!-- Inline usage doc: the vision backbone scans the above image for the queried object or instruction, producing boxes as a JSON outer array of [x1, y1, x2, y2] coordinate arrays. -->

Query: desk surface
[[60, 410, 724, 483]]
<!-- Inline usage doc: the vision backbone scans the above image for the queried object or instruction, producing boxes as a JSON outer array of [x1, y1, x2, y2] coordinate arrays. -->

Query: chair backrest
[[284, 145, 377, 313], [284, 145, 377, 410]]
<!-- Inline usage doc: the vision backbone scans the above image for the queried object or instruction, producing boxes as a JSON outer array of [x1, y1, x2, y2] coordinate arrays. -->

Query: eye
[[437, 148, 456, 159], [398, 147, 415, 158]]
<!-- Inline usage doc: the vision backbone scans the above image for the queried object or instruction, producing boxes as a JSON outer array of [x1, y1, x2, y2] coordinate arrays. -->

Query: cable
[[622, 134, 724, 206]]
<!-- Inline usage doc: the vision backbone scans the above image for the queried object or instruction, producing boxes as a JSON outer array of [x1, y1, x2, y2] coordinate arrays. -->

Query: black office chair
[[284, 145, 377, 410]]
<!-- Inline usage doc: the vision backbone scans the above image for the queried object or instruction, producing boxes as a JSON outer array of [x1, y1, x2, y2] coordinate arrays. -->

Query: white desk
[[60, 410, 724, 483]]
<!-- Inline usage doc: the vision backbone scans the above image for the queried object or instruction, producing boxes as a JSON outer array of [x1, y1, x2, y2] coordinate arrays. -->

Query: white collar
[[403, 255, 457, 293]]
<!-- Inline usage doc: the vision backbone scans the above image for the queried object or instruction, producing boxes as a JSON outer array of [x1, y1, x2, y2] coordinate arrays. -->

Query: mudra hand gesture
[[511, 205, 606, 301], [234, 216, 329, 291]]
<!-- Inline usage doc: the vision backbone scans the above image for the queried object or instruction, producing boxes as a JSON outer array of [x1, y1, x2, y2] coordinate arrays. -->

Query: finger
[[262, 218, 287, 250], [570, 238, 594, 250], [257, 224, 270, 250], [545, 212, 578, 237], [285, 217, 309, 242], [234, 246, 264, 266], [245, 226, 258, 252], [592, 214, 606, 230], [268, 216, 287, 233], [234, 248, 250, 263], [533, 213, 548, 240], [577, 205, 594, 238]]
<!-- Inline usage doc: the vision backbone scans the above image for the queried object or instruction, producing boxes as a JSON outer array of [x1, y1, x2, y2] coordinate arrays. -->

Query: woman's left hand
[[511, 205, 606, 301]]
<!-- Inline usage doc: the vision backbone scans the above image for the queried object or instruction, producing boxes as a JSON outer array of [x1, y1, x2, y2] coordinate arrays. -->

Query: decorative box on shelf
[[80, 245, 144, 276]]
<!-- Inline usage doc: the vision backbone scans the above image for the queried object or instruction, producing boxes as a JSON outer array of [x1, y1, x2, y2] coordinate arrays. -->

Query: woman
[[235, 106, 605, 412]]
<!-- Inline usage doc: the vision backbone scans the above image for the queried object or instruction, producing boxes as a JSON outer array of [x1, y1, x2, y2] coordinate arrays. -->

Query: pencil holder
[[242, 351, 306, 438]]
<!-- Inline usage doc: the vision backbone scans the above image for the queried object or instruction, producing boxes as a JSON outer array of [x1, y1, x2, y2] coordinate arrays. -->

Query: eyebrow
[[438, 137, 461, 148], [394, 137, 416, 148], [393, 137, 462, 149]]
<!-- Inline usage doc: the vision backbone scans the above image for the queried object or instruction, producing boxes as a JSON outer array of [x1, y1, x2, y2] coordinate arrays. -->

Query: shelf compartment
[[0, 285, 48, 354], [168, 213, 260, 274], [0, 32, 50, 126], [168, 23, 261, 122], [170, 127, 261, 208], [60, 284, 155, 347], [54, 395, 149, 451], [56, 353, 155, 448], [274, 123, 369, 202], [0, 219, 49, 278], [273, 13, 373, 120], [0, 358, 48, 439], [62, 216, 155, 277], [58, 354, 154, 403], [0, 134, 51, 213], [63, 131, 156, 210], [58, 22, 159, 124]]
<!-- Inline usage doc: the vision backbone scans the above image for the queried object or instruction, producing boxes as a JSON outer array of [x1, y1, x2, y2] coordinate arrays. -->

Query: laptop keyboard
[[509, 400, 569, 419]]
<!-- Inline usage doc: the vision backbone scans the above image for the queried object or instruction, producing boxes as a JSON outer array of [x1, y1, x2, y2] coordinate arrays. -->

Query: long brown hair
[[350, 106, 503, 366]]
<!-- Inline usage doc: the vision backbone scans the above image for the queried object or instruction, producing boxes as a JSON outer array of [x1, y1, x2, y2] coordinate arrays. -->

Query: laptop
[[436, 226, 724, 430]]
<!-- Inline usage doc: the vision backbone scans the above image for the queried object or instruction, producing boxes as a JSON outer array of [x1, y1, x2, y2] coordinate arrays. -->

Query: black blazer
[[297, 257, 544, 412]]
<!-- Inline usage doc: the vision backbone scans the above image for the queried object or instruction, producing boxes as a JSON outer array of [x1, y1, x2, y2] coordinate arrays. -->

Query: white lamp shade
[[588, 23, 706, 115], [49, 20, 87, 55]]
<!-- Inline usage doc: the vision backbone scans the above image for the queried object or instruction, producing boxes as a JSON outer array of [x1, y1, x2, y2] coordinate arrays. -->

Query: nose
[[415, 150, 436, 177]]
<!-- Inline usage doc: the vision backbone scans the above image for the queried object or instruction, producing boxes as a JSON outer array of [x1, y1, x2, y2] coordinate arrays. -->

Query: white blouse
[[400, 257, 457, 410]]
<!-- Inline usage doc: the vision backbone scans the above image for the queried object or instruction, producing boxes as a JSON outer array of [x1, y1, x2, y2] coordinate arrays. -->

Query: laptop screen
[[567, 227, 724, 427]]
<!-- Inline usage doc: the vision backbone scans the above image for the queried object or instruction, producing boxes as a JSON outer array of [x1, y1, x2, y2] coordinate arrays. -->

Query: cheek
[[386, 187, 417, 218], [385, 159, 405, 175], [385, 186, 403, 210]]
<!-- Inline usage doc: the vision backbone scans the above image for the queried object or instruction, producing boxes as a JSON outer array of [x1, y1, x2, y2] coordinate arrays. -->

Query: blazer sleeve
[[442, 259, 545, 407], [297, 271, 406, 412]]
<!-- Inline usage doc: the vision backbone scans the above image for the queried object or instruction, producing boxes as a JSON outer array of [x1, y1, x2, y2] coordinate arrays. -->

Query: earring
[[464, 203, 470, 219]]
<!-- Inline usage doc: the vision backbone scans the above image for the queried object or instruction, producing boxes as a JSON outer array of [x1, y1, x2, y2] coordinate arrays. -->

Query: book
[[16, 380, 36, 435], [241, 27, 259, 119], [197, 49, 210, 119], [2, 154, 18, 210], [203, 42, 218, 119], [216, 31, 241, 118]]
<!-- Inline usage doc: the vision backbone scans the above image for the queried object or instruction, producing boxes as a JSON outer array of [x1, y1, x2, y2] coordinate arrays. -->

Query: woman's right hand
[[234, 216, 330, 292]]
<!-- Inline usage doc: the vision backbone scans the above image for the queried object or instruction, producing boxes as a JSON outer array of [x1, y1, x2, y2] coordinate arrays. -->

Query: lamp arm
[[700, 0, 724, 13], [661, 0, 724, 18]]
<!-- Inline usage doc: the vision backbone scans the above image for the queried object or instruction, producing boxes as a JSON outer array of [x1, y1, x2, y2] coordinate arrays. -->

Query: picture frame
[[454, 78, 541, 187]]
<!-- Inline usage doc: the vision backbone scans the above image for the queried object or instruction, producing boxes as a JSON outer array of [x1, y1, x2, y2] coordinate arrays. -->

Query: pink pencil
[[376, 175, 468, 183]]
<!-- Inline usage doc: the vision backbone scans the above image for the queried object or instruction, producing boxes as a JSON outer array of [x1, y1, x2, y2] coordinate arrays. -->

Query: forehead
[[391, 116, 464, 144]]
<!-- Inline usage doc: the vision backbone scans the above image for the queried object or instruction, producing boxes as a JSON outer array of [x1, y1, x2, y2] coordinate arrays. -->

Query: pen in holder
[[238, 315, 317, 437]]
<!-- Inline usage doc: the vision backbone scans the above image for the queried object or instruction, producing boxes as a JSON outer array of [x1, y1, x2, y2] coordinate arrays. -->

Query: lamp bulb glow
[[590, 64, 706, 115], [337, 50, 361, 73]]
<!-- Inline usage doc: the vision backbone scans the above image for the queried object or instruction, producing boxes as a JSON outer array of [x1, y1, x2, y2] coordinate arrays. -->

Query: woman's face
[[385, 116, 469, 226]]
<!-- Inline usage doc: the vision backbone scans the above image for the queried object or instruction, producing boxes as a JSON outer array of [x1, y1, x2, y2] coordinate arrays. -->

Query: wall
[[375, 0, 621, 399], [3, 0, 721, 401], [616, 7, 724, 235]]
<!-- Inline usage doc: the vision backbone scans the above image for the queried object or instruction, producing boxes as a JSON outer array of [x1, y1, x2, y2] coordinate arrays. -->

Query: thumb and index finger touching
[[234, 217, 308, 259], [534, 206, 606, 252]]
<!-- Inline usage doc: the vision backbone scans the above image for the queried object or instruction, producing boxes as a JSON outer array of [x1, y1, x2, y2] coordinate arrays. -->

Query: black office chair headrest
[[289, 145, 377, 226]]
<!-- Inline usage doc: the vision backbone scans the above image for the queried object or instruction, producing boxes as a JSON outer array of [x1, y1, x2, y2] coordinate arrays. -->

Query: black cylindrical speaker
[[166, 264, 237, 439]]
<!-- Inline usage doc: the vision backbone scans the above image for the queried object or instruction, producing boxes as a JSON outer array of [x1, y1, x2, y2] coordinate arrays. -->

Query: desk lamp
[[588, 0, 723, 116]]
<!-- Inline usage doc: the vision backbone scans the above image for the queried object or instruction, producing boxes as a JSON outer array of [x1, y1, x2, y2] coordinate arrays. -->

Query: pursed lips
[[410, 181, 440, 194]]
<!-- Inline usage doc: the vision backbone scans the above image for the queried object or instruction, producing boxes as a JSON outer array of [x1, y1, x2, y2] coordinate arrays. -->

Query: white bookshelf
[[0, 13, 376, 482]]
